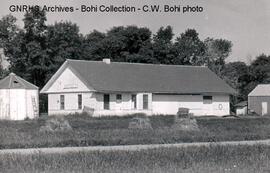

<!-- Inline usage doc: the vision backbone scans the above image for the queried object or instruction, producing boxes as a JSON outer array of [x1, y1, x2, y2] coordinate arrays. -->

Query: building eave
[[40, 60, 95, 94]]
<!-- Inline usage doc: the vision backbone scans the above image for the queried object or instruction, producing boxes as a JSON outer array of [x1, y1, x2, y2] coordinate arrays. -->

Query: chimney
[[103, 58, 111, 64]]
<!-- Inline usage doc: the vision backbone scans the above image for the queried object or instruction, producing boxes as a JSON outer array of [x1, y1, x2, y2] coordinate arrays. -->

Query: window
[[131, 94, 137, 109], [116, 94, 122, 103], [60, 95, 65, 110], [104, 94, 110, 110], [78, 94, 82, 109], [203, 96, 212, 104], [143, 94, 148, 110]]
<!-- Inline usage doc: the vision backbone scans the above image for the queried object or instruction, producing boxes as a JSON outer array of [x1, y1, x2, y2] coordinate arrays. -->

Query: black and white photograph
[[0, 0, 270, 172]]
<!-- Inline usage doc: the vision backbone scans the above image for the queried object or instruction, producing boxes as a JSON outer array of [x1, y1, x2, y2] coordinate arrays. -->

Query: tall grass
[[0, 144, 269, 173], [1, 115, 270, 149]]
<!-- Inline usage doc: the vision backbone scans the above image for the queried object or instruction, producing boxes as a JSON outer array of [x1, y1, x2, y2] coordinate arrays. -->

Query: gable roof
[[235, 101, 247, 107], [248, 84, 270, 96], [41, 59, 236, 94], [0, 73, 38, 90]]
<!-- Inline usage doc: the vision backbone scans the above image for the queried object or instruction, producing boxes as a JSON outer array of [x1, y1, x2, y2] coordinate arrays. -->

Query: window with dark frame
[[131, 94, 137, 109], [203, 96, 213, 104], [143, 94, 148, 110], [104, 94, 110, 110], [60, 95, 65, 110], [78, 94, 82, 109], [116, 94, 122, 103]]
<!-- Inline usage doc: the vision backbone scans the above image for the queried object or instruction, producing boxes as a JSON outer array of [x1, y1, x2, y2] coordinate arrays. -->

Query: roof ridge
[[0, 73, 38, 89], [66, 59, 206, 68], [8, 74, 12, 88], [15, 75, 39, 89], [257, 83, 270, 85], [14, 75, 26, 88]]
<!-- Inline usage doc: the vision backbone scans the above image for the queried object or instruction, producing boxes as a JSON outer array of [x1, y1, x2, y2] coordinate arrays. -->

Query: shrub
[[40, 116, 72, 132], [172, 118, 199, 131], [24, 116, 30, 121], [128, 117, 152, 129]]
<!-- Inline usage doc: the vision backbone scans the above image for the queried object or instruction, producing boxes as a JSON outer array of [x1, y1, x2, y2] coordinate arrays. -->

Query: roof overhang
[[40, 60, 95, 94]]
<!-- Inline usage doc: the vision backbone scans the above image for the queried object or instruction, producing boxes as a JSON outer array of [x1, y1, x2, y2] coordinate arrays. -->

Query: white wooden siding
[[48, 92, 230, 116], [48, 92, 153, 116], [25, 90, 39, 119], [46, 67, 91, 93], [0, 89, 10, 119], [0, 89, 38, 120], [152, 94, 230, 116], [236, 107, 247, 115]]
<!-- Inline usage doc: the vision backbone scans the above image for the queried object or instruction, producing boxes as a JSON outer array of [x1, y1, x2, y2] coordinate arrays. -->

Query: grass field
[[1, 114, 270, 149], [1, 144, 269, 173]]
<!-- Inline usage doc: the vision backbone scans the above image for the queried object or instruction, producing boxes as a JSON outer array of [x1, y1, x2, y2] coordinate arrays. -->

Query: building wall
[[0, 89, 10, 119], [26, 89, 39, 119], [236, 107, 247, 115], [8, 89, 26, 120], [0, 89, 26, 120], [48, 92, 153, 116], [93, 93, 152, 116], [152, 94, 230, 116], [46, 67, 91, 93], [248, 96, 270, 115], [0, 89, 38, 120], [49, 93, 84, 115], [48, 92, 230, 116]]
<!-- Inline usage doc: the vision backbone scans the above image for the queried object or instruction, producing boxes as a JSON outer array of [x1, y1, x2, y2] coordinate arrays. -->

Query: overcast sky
[[1, 0, 270, 63]]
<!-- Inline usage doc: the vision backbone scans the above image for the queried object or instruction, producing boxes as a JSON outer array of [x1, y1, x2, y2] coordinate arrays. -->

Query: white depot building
[[41, 59, 236, 116]]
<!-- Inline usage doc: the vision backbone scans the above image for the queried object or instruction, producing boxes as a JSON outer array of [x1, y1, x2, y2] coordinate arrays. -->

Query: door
[[103, 94, 110, 110], [262, 102, 268, 116], [131, 94, 137, 109]]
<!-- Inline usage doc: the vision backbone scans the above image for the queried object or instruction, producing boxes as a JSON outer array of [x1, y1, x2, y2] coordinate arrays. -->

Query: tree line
[[0, 8, 269, 111]]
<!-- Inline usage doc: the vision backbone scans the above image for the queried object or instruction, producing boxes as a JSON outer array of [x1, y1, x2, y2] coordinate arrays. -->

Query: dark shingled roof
[[0, 73, 38, 89], [58, 59, 236, 94]]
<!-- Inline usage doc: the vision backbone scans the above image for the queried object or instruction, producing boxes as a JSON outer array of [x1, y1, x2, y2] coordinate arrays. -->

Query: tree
[[222, 62, 248, 89], [243, 54, 270, 96], [221, 62, 249, 102], [4, 7, 50, 87], [152, 26, 175, 64], [82, 30, 106, 60], [0, 14, 19, 47], [204, 38, 232, 76], [46, 21, 84, 80], [225, 54, 270, 102], [87, 26, 153, 63], [250, 54, 270, 82], [0, 15, 20, 78], [173, 29, 205, 65]]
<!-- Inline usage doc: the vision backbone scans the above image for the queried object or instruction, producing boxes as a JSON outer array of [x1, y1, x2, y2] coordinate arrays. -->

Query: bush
[[40, 116, 72, 132], [128, 117, 152, 129], [172, 118, 199, 131]]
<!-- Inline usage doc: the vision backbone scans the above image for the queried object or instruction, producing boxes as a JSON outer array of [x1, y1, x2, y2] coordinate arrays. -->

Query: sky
[[1, 0, 270, 63]]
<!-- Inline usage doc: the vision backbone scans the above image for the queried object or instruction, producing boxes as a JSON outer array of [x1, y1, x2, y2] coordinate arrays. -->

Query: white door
[[262, 102, 268, 116]]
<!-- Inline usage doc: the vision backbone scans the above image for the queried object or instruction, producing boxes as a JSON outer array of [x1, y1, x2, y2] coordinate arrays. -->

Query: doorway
[[262, 102, 268, 116]]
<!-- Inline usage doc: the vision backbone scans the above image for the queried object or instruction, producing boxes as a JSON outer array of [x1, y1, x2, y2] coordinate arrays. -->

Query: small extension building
[[248, 84, 270, 116], [235, 101, 247, 115], [41, 59, 236, 116], [0, 73, 39, 120]]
